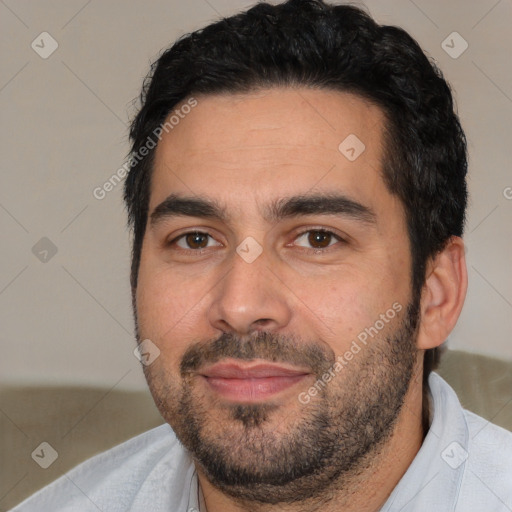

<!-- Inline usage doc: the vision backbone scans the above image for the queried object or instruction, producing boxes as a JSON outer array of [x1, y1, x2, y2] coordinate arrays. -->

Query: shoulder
[[465, 408, 512, 459], [465, 408, 512, 474], [10, 424, 194, 512], [457, 403, 512, 510], [423, 373, 512, 511]]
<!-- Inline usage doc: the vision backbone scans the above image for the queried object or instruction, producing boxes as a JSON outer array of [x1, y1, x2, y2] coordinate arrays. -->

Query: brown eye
[[186, 232, 208, 249], [174, 232, 221, 250], [307, 230, 332, 248], [294, 229, 341, 250]]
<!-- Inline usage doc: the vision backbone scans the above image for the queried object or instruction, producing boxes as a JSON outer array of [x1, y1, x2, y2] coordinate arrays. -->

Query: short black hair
[[124, 0, 468, 384]]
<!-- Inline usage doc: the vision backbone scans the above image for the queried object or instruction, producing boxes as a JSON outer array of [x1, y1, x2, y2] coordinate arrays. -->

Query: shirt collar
[[187, 468, 206, 512], [379, 372, 469, 511]]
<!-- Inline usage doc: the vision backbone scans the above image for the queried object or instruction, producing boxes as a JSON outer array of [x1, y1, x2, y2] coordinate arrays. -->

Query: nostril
[[253, 318, 273, 328]]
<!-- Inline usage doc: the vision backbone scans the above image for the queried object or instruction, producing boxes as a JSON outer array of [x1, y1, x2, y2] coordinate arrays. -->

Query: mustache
[[180, 331, 335, 377]]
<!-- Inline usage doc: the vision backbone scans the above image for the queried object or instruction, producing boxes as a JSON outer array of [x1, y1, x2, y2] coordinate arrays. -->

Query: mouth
[[198, 359, 312, 403]]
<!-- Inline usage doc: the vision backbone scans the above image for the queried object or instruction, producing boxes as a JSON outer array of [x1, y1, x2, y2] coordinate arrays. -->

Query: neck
[[197, 370, 426, 512]]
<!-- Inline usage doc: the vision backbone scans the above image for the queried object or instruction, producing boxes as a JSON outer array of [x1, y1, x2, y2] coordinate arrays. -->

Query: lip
[[199, 360, 311, 402]]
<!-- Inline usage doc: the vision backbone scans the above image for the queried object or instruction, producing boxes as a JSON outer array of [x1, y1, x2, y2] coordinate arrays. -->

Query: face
[[135, 88, 419, 503]]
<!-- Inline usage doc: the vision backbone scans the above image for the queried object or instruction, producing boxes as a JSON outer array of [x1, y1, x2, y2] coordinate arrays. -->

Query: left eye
[[294, 230, 341, 249], [175, 232, 221, 250]]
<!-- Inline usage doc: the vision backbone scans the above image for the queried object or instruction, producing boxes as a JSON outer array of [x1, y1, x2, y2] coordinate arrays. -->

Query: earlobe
[[416, 236, 468, 350]]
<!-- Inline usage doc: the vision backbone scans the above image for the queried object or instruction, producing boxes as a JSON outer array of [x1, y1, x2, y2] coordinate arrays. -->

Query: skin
[[134, 88, 467, 512]]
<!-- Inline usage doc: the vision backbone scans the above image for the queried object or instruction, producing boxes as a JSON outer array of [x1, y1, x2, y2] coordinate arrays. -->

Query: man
[[12, 0, 512, 511]]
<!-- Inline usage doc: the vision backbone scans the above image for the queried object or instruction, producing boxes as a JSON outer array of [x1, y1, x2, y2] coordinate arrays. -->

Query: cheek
[[313, 286, 375, 351], [136, 260, 211, 357], [289, 267, 404, 355]]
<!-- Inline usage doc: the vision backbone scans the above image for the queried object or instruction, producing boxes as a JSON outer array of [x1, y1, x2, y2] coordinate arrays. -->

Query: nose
[[207, 248, 292, 336]]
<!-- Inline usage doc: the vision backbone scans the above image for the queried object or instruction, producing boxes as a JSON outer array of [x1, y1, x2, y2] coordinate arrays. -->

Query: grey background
[[0, 0, 511, 393]]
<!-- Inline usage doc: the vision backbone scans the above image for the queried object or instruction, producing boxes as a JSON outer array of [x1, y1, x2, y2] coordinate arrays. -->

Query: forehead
[[149, 88, 396, 221]]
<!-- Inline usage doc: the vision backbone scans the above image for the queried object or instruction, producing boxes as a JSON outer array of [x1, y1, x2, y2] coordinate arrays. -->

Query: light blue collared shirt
[[11, 373, 512, 511]]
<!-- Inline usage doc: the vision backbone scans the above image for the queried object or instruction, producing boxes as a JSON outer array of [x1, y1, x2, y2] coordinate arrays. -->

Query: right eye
[[171, 231, 222, 251]]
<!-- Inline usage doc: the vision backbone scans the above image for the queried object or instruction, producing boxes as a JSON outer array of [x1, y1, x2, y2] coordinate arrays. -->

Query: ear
[[416, 236, 468, 350]]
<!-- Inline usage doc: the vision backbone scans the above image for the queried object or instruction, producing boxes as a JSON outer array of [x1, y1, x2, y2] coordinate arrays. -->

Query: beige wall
[[1, 0, 511, 390]]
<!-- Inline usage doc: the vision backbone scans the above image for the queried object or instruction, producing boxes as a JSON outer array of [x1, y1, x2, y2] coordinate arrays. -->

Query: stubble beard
[[140, 299, 420, 506]]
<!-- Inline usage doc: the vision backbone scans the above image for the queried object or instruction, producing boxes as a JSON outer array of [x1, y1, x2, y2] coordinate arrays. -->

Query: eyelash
[[292, 228, 346, 253], [166, 228, 347, 254]]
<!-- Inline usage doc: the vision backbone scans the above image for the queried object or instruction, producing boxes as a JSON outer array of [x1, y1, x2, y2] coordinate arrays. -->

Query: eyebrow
[[149, 193, 376, 227], [150, 194, 229, 226], [268, 194, 376, 225]]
